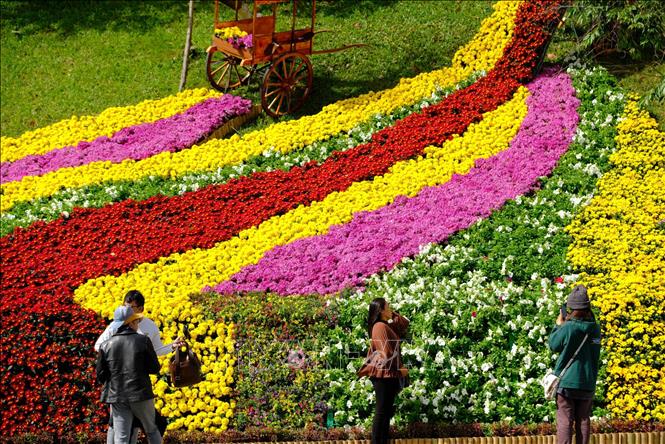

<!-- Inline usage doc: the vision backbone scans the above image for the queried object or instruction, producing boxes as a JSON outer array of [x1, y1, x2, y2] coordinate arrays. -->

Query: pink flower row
[[1, 94, 252, 183], [209, 69, 580, 296]]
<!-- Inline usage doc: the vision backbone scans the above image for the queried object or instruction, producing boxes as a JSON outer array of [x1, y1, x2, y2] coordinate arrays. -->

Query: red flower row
[[0, 0, 564, 435], [0, 297, 107, 435]]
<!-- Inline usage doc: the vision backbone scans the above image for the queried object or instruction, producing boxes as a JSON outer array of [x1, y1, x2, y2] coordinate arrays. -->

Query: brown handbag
[[169, 342, 202, 387]]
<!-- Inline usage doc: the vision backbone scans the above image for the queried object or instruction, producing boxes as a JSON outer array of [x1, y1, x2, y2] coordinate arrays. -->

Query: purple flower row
[[209, 69, 580, 296], [1, 94, 252, 183]]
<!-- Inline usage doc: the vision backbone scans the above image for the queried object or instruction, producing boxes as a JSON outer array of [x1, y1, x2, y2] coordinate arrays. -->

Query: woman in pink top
[[357, 298, 409, 444]]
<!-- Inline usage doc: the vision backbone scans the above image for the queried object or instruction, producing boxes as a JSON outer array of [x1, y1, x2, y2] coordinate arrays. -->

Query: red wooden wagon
[[206, 0, 363, 117]]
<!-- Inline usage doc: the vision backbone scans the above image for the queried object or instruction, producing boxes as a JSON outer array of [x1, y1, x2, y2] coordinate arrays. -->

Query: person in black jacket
[[96, 305, 162, 444], [549, 285, 601, 444]]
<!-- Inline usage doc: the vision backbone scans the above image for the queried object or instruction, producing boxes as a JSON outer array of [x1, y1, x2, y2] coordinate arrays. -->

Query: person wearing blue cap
[[96, 305, 161, 444], [95, 290, 183, 356], [95, 291, 184, 443]]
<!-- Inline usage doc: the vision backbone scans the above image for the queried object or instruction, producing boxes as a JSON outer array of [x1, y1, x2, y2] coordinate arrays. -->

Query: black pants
[[371, 377, 401, 444]]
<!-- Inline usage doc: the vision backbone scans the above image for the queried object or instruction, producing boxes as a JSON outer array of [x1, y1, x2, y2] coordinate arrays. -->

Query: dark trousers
[[556, 394, 593, 444], [371, 377, 401, 444]]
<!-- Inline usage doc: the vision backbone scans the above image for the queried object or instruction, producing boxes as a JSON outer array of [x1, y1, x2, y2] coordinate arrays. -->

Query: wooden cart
[[206, 0, 363, 117]]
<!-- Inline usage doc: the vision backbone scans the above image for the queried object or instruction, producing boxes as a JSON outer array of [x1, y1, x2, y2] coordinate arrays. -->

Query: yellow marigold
[[566, 97, 665, 421], [0, 88, 220, 163]]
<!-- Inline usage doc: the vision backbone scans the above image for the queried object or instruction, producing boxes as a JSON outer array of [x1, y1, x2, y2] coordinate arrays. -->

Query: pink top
[[357, 313, 409, 379]]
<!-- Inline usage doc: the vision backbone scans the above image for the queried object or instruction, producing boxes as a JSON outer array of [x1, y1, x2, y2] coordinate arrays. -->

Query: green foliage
[[563, 0, 665, 60], [194, 292, 337, 430]]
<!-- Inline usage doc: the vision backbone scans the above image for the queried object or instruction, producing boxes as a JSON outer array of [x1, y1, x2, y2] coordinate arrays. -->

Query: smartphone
[[560, 303, 567, 320]]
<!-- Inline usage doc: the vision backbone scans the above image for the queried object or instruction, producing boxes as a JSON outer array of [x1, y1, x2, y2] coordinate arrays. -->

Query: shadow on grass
[[0, 0, 209, 36], [1, 0, 406, 37], [314, 0, 400, 18], [229, 43, 446, 132]]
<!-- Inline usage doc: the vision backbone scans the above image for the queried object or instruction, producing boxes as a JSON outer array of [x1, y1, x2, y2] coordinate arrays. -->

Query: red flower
[[0, 0, 566, 435]]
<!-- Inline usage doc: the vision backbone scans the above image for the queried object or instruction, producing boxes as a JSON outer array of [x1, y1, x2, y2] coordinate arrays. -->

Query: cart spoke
[[285, 91, 292, 113], [233, 64, 242, 83], [281, 59, 289, 81], [264, 87, 281, 99], [271, 64, 284, 81], [216, 64, 231, 86], [210, 62, 228, 77], [268, 91, 284, 111], [293, 71, 308, 86], [275, 93, 286, 115], [289, 59, 304, 79]]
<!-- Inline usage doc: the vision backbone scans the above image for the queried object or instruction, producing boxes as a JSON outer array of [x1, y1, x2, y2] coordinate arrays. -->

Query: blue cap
[[109, 305, 134, 333]]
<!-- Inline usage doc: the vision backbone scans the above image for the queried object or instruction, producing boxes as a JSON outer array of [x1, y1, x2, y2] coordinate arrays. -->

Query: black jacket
[[96, 325, 161, 403]]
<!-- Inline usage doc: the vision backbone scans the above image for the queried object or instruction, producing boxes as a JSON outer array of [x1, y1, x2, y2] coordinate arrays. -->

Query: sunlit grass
[[0, 0, 492, 136]]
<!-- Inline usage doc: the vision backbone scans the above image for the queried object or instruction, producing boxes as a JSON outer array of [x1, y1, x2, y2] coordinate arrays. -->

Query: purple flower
[[209, 69, 580, 296], [1, 94, 253, 183], [228, 34, 253, 50]]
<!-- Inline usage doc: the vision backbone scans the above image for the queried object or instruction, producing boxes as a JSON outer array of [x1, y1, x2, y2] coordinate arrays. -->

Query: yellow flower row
[[86, 279, 237, 432], [74, 86, 528, 431], [0, 1, 521, 212], [0, 88, 221, 163], [566, 97, 665, 421]]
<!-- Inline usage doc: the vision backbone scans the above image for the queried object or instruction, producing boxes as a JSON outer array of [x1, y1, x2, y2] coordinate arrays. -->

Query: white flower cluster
[[321, 63, 623, 427]]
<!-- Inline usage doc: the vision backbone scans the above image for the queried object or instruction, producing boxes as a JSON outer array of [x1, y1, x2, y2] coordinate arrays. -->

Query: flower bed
[[314, 64, 627, 427], [0, 0, 569, 436], [0, 1, 520, 211], [0, 94, 252, 183], [0, 74, 479, 236], [566, 97, 665, 420], [0, 88, 220, 162], [209, 70, 578, 296], [3, 0, 663, 438]]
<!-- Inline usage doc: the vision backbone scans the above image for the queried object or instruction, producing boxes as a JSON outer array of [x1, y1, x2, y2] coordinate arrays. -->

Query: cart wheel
[[206, 50, 254, 92], [261, 52, 313, 118]]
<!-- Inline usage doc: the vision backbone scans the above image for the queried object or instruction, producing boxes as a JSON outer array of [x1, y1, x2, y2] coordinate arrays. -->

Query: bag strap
[[559, 333, 588, 379], [174, 342, 190, 378]]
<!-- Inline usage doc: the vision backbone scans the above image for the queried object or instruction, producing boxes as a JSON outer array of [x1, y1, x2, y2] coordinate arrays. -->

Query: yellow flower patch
[[566, 97, 665, 421], [0, 88, 220, 163], [0, 1, 521, 212]]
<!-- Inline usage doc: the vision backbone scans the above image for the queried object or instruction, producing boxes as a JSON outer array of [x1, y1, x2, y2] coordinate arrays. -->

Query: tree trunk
[[179, 0, 195, 92]]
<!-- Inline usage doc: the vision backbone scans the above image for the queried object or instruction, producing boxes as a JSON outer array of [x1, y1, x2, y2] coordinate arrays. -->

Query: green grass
[[547, 15, 665, 131], [0, 0, 492, 137], [617, 62, 665, 130]]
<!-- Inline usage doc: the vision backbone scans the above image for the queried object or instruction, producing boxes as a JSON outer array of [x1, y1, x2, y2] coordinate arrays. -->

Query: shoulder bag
[[169, 341, 202, 387], [542, 333, 588, 400]]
